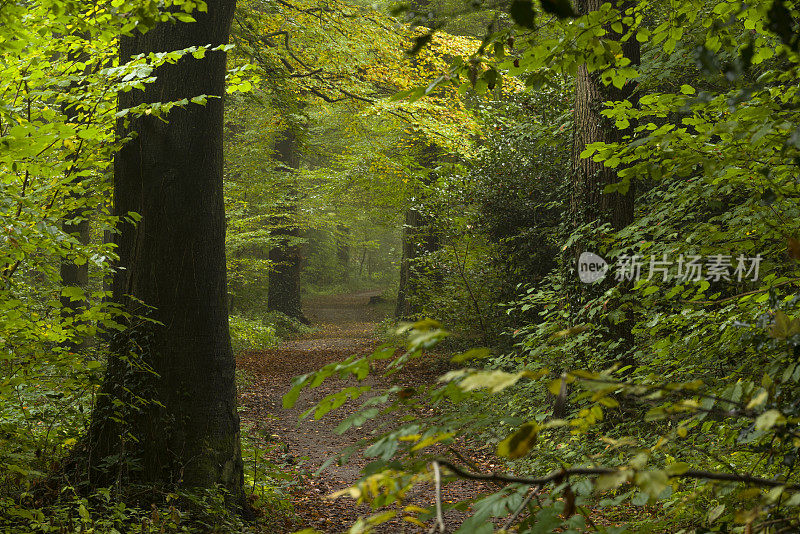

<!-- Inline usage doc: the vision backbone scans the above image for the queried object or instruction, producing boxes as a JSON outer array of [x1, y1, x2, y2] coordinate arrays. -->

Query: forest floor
[[236, 291, 495, 533]]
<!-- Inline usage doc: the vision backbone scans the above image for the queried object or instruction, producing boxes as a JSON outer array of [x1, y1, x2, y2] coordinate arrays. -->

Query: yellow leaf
[[549, 324, 589, 340], [755, 409, 785, 431], [496, 423, 539, 459], [598, 396, 619, 408], [460, 370, 530, 393], [548, 378, 564, 396], [403, 505, 429, 514], [746, 390, 768, 409], [410, 432, 454, 451], [328, 486, 360, 500], [403, 517, 426, 527]]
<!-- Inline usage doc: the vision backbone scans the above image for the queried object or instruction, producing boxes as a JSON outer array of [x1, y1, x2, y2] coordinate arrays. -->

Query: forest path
[[236, 291, 490, 533]]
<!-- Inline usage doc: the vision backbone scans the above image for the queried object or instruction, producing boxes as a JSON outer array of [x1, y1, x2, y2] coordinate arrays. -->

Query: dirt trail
[[237, 291, 489, 532], [236, 291, 406, 531]]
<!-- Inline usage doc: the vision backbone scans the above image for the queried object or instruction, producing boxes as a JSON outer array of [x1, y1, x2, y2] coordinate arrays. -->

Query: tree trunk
[[570, 0, 640, 230], [336, 224, 350, 283], [87, 0, 243, 498], [559, 0, 640, 416], [60, 218, 89, 349], [395, 208, 438, 318], [60, 41, 90, 351], [395, 143, 441, 319], [268, 128, 309, 323]]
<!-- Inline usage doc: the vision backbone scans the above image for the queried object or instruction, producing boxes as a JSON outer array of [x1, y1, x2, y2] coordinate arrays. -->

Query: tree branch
[[435, 459, 800, 490]]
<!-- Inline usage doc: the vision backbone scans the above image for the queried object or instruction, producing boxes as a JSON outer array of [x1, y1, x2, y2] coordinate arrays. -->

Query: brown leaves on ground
[[236, 291, 491, 533]]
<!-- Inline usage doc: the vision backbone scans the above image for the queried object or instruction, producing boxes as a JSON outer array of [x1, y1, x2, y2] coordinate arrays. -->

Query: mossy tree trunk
[[395, 208, 439, 319], [267, 127, 309, 324]]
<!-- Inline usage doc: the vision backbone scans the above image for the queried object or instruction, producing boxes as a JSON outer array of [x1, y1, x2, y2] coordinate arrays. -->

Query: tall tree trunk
[[395, 143, 441, 319], [87, 0, 243, 498], [395, 208, 438, 318], [268, 128, 309, 323], [571, 0, 639, 231], [565, 0, 640, 387], [336, 224, 350, 283], [60, 39, 90, 351], [60, 218, 89, 348]]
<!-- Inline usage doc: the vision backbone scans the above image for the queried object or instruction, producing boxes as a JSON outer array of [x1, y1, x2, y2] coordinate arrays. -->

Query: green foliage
[[283, 0, 800, 532], [0, 483, 292, 533], [404, 88, 571, 343], [229, 315, 279, 354]]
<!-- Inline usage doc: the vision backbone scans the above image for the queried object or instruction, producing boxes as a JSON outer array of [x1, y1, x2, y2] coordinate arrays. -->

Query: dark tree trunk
[[268, 128, 309, 323], [395, 144, 441, 319], [60, 42, 90, 351], [395, 208, 438, 319], [568, 0, 640, 368], [87, 0, 243, 498], [60, 218, 89, 348], [336, 225, 350, 283], [571, 0, 640, 230], [359, 246, 367, 277]]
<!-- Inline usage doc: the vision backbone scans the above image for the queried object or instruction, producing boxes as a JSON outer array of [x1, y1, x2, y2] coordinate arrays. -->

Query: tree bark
[[395, 208, 438, 318], [60, 217, 89, 349], [562, 0, 640, 408], [336, 224, 350, 283], [60, 39, 90, 352], [267, 128, 309, 323], [87, 0, 243, 498], [395, 144, 441, 319], [571, 0, 640, 230]]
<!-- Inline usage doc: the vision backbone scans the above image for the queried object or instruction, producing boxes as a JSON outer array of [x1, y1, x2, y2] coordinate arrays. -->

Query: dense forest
[[2, 0, 800, 532]]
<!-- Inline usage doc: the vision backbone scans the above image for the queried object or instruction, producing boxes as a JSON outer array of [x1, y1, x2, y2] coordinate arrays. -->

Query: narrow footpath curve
[[236, 291, 492, 533]]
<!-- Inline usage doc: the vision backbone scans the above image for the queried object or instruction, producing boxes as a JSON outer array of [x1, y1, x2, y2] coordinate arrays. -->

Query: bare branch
[[427, 461, 447, 534], [435, 459, 800, 490]]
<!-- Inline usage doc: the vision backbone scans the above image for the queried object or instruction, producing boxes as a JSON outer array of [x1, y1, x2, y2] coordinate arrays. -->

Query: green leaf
[[634, 470, 669, 498], [595, 470, 631, 491], [61, 286, 85, 302], [283, 375, 309, 409], [707, 504, 725, 524], [665, 462, 689, 475]]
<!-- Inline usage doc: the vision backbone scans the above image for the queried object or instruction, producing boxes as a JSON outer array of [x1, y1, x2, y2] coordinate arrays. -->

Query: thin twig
[[501, 486, 538, 531], [427, 461, 446, 534]]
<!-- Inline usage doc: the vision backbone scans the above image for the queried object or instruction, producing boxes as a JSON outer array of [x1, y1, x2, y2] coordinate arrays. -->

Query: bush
[[229, 315, 279, 354]]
